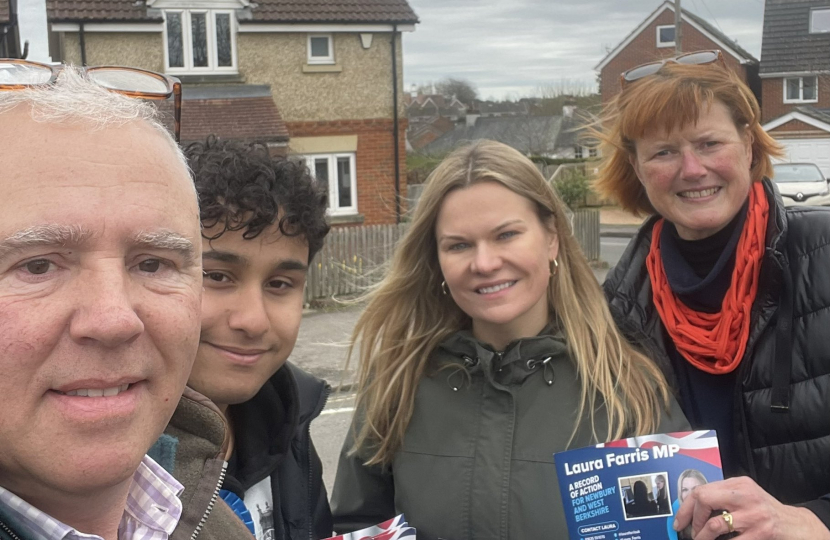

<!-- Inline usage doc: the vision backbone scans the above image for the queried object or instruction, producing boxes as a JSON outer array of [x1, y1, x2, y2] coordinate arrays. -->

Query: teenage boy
[[184, 137, 332, 540]]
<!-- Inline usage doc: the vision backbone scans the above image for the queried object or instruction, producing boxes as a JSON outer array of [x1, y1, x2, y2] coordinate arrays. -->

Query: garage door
[[776, 138, 830, 177]]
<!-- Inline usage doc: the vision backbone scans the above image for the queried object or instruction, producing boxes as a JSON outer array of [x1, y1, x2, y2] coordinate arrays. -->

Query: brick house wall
[[761, 75, 830, 124], [288, 118, 408, 225], [600, 9, 749, 104]]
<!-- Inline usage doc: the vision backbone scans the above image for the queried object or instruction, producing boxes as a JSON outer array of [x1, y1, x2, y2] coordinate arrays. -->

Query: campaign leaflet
[[325, 514, 416, 540], [554, 431, 723, 540]]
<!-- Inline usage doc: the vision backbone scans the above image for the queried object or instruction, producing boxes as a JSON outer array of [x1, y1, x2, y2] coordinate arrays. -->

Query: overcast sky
[[402, 0, 765, 100]]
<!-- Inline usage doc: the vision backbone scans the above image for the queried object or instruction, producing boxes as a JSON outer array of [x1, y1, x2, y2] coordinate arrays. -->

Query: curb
[[600, 230, 638, 238], [330, 382, 356, 394]]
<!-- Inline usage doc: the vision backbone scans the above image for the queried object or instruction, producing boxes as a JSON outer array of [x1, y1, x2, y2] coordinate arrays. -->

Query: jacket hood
[[436, 327, 570, 388]]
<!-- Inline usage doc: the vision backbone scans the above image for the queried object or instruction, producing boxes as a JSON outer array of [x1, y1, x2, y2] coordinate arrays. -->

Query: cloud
[[403, 0, 764, 99]]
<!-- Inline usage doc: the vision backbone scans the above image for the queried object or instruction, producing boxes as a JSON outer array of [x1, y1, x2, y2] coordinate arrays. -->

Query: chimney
[[18, 0, 53, 63]]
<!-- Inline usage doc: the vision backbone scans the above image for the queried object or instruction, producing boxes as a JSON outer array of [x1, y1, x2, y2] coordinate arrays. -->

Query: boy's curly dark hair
[[185, 136, 330, 261]]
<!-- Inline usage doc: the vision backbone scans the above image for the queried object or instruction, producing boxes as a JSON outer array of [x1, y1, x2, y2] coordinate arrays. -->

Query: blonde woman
[[330, 140, 688, 539]]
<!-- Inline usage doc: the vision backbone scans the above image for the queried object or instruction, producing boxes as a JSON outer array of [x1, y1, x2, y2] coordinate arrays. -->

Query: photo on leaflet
[[618, 472, 672, 520]]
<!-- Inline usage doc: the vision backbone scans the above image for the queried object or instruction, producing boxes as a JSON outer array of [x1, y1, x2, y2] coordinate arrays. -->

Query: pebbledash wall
[[240, 31, 408, 225], [599, 9, 749, 104], [60, 32, 164, 71]]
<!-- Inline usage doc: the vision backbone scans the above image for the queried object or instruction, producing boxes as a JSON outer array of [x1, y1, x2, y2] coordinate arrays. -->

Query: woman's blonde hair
[[349, 140, 672, 465], [594, 62, 784, 215]]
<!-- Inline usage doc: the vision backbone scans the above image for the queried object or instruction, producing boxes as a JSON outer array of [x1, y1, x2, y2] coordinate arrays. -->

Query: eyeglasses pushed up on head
[[0, 58, 182, 143], [619, 50, 725, 89]]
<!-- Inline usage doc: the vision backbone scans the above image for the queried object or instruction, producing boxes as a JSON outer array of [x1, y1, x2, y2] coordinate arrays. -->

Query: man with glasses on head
[[0, 61, 252, 540]]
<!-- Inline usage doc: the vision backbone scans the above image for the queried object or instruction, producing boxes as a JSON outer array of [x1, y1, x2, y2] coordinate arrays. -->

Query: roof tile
[[156, 92, 289, 144], [249, 0, 418, 24], [47, 0, 159, 22], [760, 0, 830, 74], [46, 0, 418, 24]]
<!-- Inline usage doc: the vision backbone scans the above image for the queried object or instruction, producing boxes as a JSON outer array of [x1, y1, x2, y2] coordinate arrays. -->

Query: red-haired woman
[[598, 51, 830, 539]]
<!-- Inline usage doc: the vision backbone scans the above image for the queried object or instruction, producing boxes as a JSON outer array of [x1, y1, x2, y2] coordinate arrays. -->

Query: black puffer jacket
[[604, 179, 830, 524], [224, 362, 332, 540]]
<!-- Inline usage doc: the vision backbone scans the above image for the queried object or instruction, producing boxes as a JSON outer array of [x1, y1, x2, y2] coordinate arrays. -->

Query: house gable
[[763, 110, 830, 136], [596, 1, 756, 104], [595, 1, 756, 72]]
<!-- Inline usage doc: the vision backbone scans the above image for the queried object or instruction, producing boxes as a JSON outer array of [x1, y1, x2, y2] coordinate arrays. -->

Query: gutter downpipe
[[391, 23, 401, 223], [79, 21, 87, 65]]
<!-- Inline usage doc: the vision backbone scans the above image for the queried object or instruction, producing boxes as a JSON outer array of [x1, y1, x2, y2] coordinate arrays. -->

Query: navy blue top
[[659, 203, 747, 477]]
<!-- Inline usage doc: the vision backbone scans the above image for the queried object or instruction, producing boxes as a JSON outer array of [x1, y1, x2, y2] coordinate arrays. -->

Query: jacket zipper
[[190, 461, 228, 540], [307, 385, 331, 540], [0, 519, 21, 540]]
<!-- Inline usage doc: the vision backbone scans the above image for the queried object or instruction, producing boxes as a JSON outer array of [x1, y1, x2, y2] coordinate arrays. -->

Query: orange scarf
[[646, 182, 768, 374]]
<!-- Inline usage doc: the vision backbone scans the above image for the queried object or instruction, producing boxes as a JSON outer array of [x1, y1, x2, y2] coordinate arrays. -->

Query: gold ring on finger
[[722, 511, 735, 534]]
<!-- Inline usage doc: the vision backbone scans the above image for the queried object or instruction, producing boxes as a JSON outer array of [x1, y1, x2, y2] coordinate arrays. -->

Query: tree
[[434, 78, 478, 106]]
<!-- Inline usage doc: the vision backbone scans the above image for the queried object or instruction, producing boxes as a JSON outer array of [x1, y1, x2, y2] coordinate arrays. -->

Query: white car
[[772, 163, 830, 207]]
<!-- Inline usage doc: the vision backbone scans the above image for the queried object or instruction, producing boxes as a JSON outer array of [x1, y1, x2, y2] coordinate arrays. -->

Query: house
[[404, 92, 467, 150], [759, 0, 830, 176], [45, 0, 419, 225], [595, 1, 759, 105], [0, 0, 22, 58], [421, 112, 587, 159], [406, 93, 467, 121], [407, 115, 456, 151]]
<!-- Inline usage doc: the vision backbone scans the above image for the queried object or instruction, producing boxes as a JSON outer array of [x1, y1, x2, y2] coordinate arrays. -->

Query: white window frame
[[162, 9, 238, 74], [307, 33, 334, 65], [783, 76, 819, 104], [656, 25, 675, 48], [810, 7, 830, 33], [303, 153, 358, 215], [574, 146, 583, 159]]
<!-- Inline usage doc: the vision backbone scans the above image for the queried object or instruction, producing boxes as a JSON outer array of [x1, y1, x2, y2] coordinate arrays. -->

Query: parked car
[[772, 163, 830, 207]]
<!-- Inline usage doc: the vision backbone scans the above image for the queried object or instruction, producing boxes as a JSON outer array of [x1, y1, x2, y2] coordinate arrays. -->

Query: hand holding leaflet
[[674, 476, 830, 540], [554, 431, 723, 540]]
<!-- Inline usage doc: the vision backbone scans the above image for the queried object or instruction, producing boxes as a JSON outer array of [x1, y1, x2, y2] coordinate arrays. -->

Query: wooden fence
[[570, 208, 600, 261], [305, 210, 600, 304], [304, 223, 409, 304]]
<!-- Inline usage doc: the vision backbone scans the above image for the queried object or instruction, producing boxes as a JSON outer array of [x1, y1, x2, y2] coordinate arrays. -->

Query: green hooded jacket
[[332, 329, 689, 540]]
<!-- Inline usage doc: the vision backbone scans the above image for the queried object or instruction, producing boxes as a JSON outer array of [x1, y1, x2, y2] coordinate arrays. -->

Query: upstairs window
[[308, 34, 334, 64], [810, 8, 830, 33], [164, 10, 236, 73], [656, 25, 675, 48], [784, 76, 818, 103]]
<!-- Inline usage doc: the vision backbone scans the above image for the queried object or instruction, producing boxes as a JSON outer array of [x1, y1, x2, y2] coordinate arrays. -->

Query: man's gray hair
[[0, 65, 187, 170]]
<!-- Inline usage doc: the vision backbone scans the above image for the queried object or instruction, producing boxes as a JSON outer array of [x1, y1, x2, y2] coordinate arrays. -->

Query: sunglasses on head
[[0, 58, 182, 143], [619, 50, 725, 88]]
